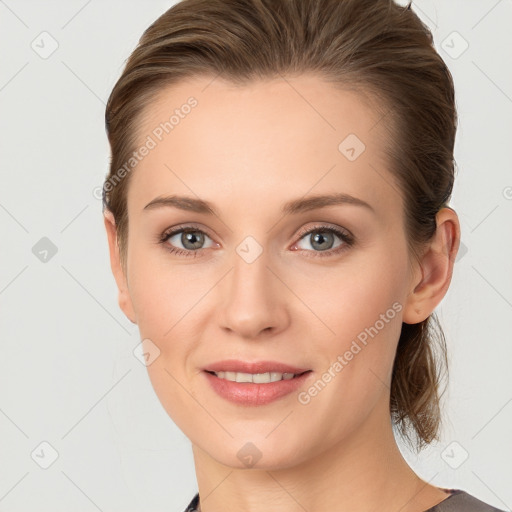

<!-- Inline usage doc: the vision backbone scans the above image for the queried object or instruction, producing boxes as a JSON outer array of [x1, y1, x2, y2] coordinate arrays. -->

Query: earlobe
[[402, 208, 460, 325], [103, 210, 137, 325]]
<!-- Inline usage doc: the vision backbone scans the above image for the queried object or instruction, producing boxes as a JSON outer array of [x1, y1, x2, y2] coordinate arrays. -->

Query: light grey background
[[1, 0, 511, 511]]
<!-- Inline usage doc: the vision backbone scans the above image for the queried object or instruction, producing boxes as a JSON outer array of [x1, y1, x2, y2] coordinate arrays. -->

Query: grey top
[[423, 489, 506, 512], [183, 489, 506, 512]]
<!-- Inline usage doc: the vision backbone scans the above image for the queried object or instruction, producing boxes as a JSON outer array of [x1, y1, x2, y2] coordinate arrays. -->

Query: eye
[[291, 224, 354, 258], [158, 224, 217, 257], [157, 223, 355, 259]]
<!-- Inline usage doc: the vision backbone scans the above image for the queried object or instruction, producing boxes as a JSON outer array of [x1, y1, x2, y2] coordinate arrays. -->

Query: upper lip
[[204, 359, 310, 374]]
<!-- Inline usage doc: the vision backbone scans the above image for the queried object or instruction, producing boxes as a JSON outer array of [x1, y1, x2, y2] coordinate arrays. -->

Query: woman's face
[[108, 74, 422, 469]]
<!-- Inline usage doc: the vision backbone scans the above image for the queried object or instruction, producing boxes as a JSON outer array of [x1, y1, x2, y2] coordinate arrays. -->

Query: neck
[[190, 399, 449, 512]]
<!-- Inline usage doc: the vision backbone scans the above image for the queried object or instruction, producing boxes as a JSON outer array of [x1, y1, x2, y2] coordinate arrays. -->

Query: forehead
[[127, 74, 401, 219]]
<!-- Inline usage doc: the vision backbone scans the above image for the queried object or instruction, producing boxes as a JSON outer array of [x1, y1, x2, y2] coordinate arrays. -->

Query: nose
[[217, 248, 290, 339]]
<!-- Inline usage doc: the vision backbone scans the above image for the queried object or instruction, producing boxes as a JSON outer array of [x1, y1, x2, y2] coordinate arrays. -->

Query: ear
[[402, 207, 461, 325], [103, 209, 137, 324]]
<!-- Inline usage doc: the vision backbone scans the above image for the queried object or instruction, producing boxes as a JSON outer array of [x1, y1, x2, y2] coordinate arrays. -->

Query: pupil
[[312, 231, 333, 251], [183, 231, 204, 249]]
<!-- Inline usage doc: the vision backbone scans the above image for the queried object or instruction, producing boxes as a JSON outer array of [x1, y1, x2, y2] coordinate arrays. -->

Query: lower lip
[[203, 370, 312, 406]]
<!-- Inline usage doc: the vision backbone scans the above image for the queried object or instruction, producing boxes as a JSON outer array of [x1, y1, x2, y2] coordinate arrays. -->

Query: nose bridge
[[231, 241, 270, 297], [218, 235, 288, 337]]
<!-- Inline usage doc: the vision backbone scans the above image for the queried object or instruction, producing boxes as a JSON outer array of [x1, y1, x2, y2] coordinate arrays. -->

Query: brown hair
[[103, 0, 457, 452]]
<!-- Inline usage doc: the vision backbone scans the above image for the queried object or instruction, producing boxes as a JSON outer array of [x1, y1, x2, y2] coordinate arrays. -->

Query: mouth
[[202, 365, 314, 406], [204, 369, 312, 383]]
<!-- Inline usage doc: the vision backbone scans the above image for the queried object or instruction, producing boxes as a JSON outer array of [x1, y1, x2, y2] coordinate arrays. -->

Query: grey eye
[[297, 230, 343, 252], [167, 230, 214, 251]]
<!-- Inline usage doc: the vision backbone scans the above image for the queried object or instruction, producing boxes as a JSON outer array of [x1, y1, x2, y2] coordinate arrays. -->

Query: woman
[[102, 0, 505, 510]]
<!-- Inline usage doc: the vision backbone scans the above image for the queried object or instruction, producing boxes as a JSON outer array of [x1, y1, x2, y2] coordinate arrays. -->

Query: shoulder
[[426, 489, 507, 512]]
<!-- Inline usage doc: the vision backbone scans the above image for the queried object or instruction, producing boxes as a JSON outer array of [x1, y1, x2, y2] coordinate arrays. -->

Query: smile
[[207, 370, 305, 383], [203, 369, 313, 405]]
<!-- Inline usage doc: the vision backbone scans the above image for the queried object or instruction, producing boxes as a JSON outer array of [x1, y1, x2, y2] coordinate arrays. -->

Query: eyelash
[[157, 223, 355, 259]]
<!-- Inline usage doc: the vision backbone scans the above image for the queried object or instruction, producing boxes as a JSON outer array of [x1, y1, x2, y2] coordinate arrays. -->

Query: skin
[[104, 74, 460, 512]]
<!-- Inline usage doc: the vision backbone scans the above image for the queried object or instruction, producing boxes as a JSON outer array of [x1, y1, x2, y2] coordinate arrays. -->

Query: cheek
[[298, 250, 406, 343], [126, 239, 194, 338], [305, 249, 406, 392], [294, 269, 404, 444], [126, 248, 216, 367], [126, 255, 207, 429]]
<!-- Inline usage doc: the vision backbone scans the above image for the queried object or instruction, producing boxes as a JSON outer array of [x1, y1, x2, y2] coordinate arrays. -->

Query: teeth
[[213, 371, 297, 383]]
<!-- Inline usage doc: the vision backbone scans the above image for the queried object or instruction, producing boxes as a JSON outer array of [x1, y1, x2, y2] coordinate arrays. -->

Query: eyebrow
[[143, 192, 375, 216]]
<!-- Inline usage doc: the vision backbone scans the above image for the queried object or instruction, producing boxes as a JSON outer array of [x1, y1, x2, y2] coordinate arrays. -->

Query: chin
[[197, 434, 312, 471]]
